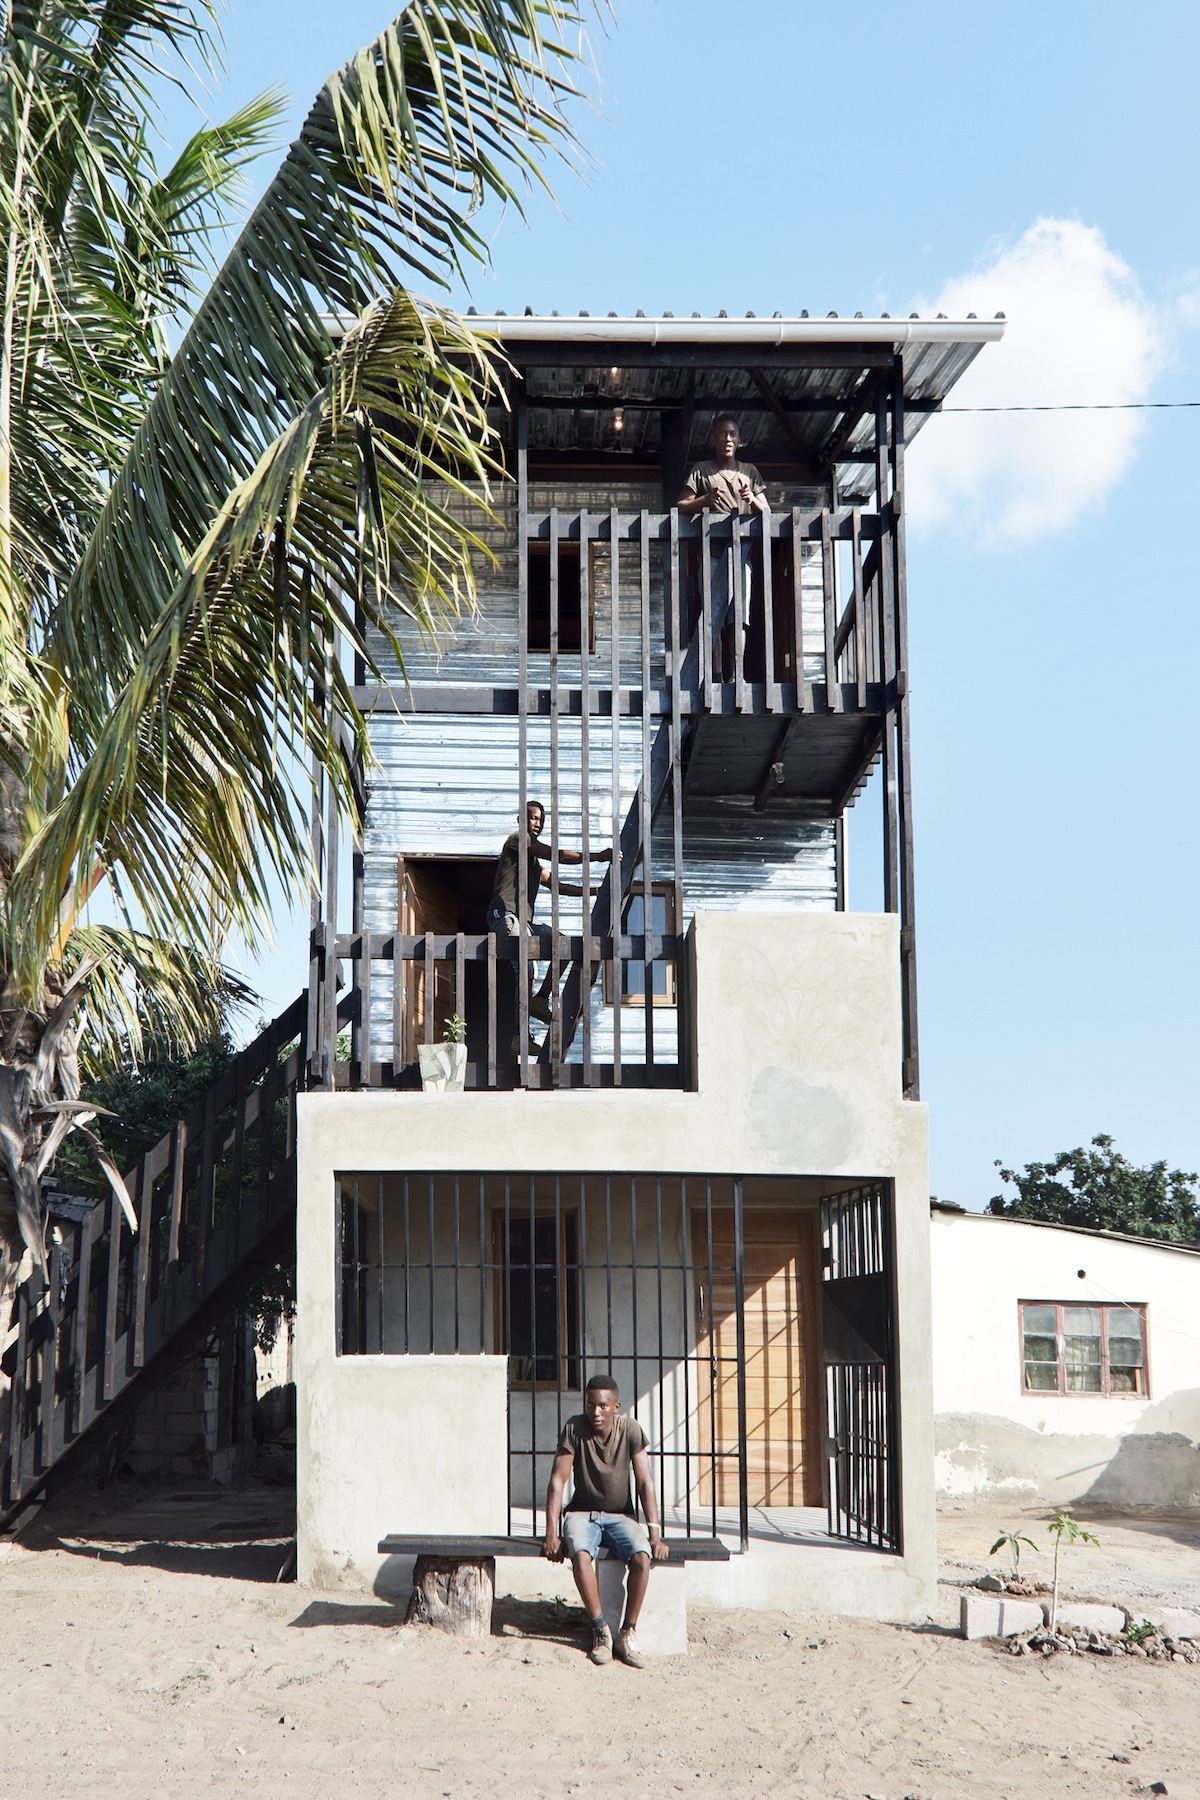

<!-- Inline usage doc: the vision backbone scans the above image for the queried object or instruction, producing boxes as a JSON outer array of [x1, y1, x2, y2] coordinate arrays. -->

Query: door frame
[[690, 1193, 825, 1525]]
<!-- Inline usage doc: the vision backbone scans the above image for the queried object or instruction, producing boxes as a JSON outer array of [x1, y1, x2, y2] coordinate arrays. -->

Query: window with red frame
[[1020, 1302, 1147, 1396]]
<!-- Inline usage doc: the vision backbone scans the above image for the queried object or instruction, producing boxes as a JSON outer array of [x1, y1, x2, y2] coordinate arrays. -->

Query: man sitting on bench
[[542, 1372, 669, 1668]]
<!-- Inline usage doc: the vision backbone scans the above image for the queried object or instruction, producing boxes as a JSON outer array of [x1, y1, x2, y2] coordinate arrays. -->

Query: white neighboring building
[[931, 1203, 1200, 1509]]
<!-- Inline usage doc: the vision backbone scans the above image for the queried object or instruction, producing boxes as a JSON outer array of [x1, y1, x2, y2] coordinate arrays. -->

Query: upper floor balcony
[[313, 315, 1003, 1101]]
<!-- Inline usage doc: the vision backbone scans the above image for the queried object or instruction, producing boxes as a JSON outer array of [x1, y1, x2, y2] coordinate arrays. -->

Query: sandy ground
[[2, 1480, 1199, 1800]]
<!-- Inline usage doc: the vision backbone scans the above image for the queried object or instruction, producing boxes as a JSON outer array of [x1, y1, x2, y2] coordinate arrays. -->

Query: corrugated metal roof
[[469, 311, 1003, 499], [931, 1206, 1200, 1258]]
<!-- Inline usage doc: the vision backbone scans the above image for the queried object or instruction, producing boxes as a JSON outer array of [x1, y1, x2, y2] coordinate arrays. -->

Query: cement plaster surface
[[295, 912, 934, 1621], [931, 1211, 1200, 1509]]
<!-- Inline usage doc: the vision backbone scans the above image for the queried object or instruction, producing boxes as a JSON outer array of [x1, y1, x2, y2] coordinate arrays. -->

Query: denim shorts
[[562, 1511, 651, 1564]]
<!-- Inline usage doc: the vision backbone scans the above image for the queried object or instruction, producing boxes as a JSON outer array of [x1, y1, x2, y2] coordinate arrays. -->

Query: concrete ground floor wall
[[124, 1316, 257, 1482], [296, 913, 937, 1624], [933, 1408, 1200, 1511]]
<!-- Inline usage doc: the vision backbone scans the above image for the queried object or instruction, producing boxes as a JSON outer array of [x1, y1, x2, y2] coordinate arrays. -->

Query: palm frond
[[12, 292, 504, 968], [52, 0, 587, 686], [1, 7, 282, 661], [64, 926, 254, 1079], [8, 3, 591, 986]]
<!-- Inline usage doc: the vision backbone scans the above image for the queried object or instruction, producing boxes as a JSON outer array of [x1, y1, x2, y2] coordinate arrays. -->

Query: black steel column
[[516, 385, 530, 1086], [733, 1179, 749, 1554], [890, 359, 920, 1100]]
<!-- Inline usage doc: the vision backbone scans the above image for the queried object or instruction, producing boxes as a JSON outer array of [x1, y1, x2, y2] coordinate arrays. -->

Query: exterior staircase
[[1, 993, 308, 1528]]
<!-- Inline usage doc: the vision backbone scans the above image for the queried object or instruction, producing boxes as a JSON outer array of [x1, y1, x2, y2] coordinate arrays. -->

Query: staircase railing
[[1, 993, 308, 1524]]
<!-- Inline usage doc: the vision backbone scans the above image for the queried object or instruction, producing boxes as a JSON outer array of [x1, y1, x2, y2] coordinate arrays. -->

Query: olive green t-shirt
[[683, 458, 766, 517], [558, 1411, 649, 1516], [490, 831, 543, 917]]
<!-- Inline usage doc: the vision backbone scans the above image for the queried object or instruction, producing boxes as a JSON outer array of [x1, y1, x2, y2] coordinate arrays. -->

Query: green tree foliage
[[52, 1000, 304, 1350], [55, 1028, 238, 1201], [988, 1134, 1200, 1243], [0, 0, 591, 1305]]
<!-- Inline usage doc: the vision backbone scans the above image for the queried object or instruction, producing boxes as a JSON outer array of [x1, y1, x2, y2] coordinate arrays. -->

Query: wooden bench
[[378, 1532, 730, 1640]]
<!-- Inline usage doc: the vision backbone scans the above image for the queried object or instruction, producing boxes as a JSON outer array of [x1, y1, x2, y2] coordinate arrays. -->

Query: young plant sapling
[[442, 1013, 466, 1044], [989, 1529, 1040, 1584], [1047, 1510, 1100, 1633]]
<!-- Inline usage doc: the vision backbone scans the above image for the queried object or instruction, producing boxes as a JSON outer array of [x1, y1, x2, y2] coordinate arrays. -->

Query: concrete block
[[597, 1559, 687, 1655], [1046, 1603, 1126, 1636], [960, 1594, 1043, 1640], [1126, 1607, 1200, 1640]]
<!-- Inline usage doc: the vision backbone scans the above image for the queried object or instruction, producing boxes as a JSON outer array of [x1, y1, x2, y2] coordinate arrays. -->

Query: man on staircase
[[485, 801, 614, 1056]]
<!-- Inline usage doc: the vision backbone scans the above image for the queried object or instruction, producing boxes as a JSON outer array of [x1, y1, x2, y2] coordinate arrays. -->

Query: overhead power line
[[941, 400, 1200, 413]]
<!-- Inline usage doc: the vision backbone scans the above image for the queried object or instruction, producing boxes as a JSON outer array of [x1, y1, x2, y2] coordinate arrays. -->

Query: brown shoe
[[589, 1620, 613, 1665], [615, 1625, 645, 1669]]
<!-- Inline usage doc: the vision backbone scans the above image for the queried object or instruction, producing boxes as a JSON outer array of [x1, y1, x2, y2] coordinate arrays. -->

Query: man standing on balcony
[[543, 1372, 670, 1668], [677, 415, 769, 678], [486, 801, 612, 1052]]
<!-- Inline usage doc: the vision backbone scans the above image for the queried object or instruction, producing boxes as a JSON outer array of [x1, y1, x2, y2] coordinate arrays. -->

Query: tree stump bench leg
[[406, 1555, 495, 1639]]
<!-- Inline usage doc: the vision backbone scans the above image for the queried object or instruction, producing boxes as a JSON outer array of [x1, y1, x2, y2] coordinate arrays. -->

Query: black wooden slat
[[423, 932, 435, 1050], [700, 510, 713, 712], [548, 505, 563, 1081], [516, 384, 530, 1088], [101, 1204, 122, 1404], [38, 1249, 61, 1471], [760, 509, 777, 710], [732, 514, 746, 714], [609, 505, 622, 1083], [70, 1209, 96, 1435], [821, 509, 842, 714], [486, 932, 497, 1088], [8, 1283, 30, 1500], [851, 507, 867, 710], [132, 1160, 153, 1369], [668, 509, 685, 976], [790, 507, 806, 708], [579, 505, 593, 1086], [639, 510, 654, 1072]]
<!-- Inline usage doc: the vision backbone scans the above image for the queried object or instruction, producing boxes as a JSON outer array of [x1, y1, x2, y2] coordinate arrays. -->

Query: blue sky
[[172, 1, 1200, 1208]]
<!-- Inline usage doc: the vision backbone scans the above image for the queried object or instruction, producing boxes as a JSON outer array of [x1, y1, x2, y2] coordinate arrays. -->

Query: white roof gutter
[[466, 315, 1005, 348]]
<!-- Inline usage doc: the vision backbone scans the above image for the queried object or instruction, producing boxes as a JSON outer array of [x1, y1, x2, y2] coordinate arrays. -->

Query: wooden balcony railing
[[310, 929, 685, 1091], [521, 502, 891, 717]]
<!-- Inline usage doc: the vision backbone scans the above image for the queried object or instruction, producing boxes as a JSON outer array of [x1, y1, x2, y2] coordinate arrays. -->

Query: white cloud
[[906, 218, 1164, 542]]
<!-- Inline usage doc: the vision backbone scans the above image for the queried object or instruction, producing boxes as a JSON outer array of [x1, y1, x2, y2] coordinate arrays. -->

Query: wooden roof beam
[[750, 369, 812, 465]]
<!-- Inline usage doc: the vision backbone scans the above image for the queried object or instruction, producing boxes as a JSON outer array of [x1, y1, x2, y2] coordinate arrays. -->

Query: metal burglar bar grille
[[335, 1171, 753, 1550], [819, 1183, 900, 1551]]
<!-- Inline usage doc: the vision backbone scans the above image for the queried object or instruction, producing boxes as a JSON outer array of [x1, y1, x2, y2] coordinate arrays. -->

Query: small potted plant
[[418, 1014, 467, 1093]]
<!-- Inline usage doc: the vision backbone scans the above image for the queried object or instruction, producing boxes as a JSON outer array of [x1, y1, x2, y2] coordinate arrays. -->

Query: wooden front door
[[694, 1207, 823, 1508], [397, 856, 495, 1067]]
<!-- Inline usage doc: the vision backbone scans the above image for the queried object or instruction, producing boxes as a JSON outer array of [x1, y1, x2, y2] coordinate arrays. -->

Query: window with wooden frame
[[526, 540, 596, 654], [603, 884, 678, 1007], [494, 1209, 581, 1389], [1020, 1301, 1147, 1396]]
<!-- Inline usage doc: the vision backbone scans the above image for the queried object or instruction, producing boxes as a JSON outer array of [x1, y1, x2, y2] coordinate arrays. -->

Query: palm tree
[[0, 2, 588, 1346]]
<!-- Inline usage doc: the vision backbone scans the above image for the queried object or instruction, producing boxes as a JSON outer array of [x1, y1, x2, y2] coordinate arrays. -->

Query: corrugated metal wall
[[362, 714, 834, 1068], [361, 478, 835, 1069], [363, 480, 828, 690]]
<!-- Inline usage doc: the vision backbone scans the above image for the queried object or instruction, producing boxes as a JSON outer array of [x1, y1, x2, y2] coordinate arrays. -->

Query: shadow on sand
[[16, 1476, 296, 1583], [290, 1599, 407, 1629]]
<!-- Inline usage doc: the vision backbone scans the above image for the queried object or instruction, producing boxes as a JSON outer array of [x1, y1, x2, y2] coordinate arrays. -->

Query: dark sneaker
[[615, 1626, 645, 1669], [529, 993, 555, 1024], [588, 1621, 613, 1665]]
